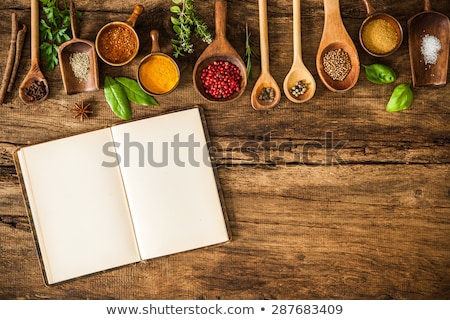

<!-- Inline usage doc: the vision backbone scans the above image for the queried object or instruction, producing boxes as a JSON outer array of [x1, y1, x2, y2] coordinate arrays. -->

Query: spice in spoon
[[289, 80, 308, 98], [258, 87, 275, 102], [69, 52, 90, 82], [322, 48, 352, 81], [24, 80, 47, 102]]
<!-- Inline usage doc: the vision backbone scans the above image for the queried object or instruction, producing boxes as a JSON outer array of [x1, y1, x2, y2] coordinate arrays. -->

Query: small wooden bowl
[[359, 13, 403, 57], [95, 5, 143, 66]]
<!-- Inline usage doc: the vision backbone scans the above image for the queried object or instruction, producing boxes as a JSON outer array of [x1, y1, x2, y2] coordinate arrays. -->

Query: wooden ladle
[[192, 0, 247, 103], [408, 0, 449, 87], [58, 0, 99, 94], [19, 0, 49, 104], [251, 0, 281, 110], [283, 0, 316, 103], [316, 0, 360, 93]]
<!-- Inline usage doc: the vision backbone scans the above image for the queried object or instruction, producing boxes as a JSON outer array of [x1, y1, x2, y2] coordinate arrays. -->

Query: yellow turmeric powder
[[139, 54, 179, 94], [362, 18, 398, 55]]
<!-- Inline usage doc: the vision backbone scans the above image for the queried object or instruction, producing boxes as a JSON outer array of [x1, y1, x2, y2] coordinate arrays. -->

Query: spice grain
[[69, 52, 90, 82], [421, 34, 441, 65], [201, 61, 241, 99], [98, 25, 137, 64], [362, 18, 398, 55], [139, 55, 179, 95], [322, 49, 352, 81]]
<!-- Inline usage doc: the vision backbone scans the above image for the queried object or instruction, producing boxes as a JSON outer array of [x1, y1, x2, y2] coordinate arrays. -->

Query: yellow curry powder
[[362, 18, 398, 54], [139, 55, 179, 94]]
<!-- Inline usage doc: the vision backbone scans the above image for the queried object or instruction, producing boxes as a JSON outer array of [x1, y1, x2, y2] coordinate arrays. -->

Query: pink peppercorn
[[200, 61, 241, 99]]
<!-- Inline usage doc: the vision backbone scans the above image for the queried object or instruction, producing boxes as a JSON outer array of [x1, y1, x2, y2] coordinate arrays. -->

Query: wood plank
[[1, 164, 449, 299]]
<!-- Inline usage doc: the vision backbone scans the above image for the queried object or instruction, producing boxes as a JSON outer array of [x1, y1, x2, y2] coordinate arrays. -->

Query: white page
[[17, 128, 140, 284], [111, 108, 229, 260]]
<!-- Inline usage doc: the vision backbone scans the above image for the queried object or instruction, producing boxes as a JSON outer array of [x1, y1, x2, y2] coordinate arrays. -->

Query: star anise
[[72, 100, 93, 121]]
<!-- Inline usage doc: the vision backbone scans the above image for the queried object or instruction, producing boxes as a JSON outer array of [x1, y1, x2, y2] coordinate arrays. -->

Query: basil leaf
[[115, 77, 159, 106], [386, 83, 413, 112], [363, 63, 397, 84], [104, 76, 132, 120]]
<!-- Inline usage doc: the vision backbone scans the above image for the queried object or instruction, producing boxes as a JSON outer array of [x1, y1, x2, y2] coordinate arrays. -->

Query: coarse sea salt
[[420, 34, 441, 65]]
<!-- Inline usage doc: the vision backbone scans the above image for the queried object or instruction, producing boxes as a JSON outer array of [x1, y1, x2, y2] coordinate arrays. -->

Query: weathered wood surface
[[0, 0, 449, 299]]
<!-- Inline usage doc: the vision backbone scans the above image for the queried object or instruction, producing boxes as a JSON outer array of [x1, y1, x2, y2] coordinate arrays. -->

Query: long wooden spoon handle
[[293, 0, 302, 60], [215, 0, 227, 39], [424, 0, 431, 11], [31, 0, 40, 64], [361, 0, 376, 16], [258, 0, 270, 73]]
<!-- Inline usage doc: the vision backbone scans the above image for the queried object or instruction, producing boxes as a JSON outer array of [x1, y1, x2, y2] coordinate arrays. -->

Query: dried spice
[[322, 48, 352, 81], [139, 55, 179, 94], [98, 25, 137, 64], [259, 87, 275, 102], [289, 80, 308, 98], [421, 34, 441, 65], [72, 100, 92, 121], [201, 61, 241, 99], [69, 52, 90, 82], [362, 19, 398, 54], [24, 80, 47, 101]]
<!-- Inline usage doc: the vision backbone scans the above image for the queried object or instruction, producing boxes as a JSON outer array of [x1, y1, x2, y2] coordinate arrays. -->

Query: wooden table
[[1, 0, 449, 299]]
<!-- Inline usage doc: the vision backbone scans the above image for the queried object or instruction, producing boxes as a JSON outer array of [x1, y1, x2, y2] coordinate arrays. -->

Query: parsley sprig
[[39, 0, 81, 71], [170, 0, 212, 58]]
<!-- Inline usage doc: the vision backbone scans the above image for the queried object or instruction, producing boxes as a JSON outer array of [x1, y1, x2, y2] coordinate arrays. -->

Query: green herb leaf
[[171, 0, 212, 58], [115, 77, 159, 107], [39, 0, 80, 70], [104, 76, 132, 120], [386, 83, 413, 112], [363, 63, 397, 84]]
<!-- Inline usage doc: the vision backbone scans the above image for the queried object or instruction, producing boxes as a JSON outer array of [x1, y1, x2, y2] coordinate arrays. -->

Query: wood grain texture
[[0, 0, 449, 299]]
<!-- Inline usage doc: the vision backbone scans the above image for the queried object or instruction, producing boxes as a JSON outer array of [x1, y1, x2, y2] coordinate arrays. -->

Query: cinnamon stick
[[8, 24, 27, 93], [0, 13, 18, 104]]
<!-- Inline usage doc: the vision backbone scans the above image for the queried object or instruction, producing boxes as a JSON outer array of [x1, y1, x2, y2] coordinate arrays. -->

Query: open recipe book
[[14, 107, 231, 285]]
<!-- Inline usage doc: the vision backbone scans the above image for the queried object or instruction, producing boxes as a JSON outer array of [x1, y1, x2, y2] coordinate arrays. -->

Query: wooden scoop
[[58, 0, 99, 94], [19, 0, 49, 104], [316, 0, 360, 93], [408, 0, 449, 87], [250, 0, 281, 110], [283, 0, 316, 103], [193, 0, 247, 103]]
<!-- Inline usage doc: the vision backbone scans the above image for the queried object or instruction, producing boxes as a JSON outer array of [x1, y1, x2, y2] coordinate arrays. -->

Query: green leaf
[[104, 76, 132, 120], [171, 17, 181, 25], [170, 5, 181, 13], [115, 77, 159, 107], [386, 83, 414, 112], [362, 63, 397, 84]]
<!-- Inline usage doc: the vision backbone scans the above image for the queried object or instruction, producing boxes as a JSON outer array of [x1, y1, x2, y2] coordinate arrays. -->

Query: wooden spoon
[[251, 0, 281, 110], [19, 0, 49, 104], [316, 0, 360, 93], [283, 0, 316, 103], [58, 0, 99, 94], [192, 0, 247, 103], [408, 0, 449, 87]]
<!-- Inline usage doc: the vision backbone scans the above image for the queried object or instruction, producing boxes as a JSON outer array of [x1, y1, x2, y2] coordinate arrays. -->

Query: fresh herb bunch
[[244, 23, 258, 80], [39, 0, 81, 71], [170, 0, 212, 58]]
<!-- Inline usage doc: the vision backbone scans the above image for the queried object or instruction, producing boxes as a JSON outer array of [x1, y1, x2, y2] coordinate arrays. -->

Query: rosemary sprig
[[244, 23, 258, 80], [170, 0, 212, 58]]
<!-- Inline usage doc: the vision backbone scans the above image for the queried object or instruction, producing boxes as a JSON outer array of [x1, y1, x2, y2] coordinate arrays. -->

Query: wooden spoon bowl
[[408, 0, 449, 87], [193, 0, 247, 103], [58, 0, 99, 94], [316, 0, 360, 93], [19, 0, 49, 104]]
